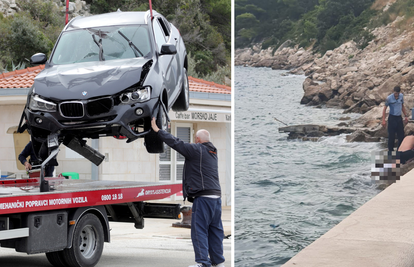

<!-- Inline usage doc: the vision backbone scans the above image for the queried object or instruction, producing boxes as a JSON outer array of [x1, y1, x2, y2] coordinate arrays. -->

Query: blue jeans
[[191, 197, 225, 267]]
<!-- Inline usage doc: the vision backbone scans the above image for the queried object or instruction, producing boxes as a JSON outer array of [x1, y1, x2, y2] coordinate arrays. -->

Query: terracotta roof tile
[[0, 65, 45, 89], [0, 65, 232, 95], [188, 76, 231, 95]]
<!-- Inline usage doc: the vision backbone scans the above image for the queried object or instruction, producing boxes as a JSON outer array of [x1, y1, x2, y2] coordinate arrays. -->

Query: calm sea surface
[[234, 66, 382, 266]]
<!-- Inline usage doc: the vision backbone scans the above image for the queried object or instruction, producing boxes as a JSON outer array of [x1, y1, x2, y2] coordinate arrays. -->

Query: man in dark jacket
[[18, 141, 55, 177], [151, 118, 225, 267]]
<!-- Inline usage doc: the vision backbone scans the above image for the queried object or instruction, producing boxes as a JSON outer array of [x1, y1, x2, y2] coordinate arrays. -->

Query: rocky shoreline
[[236, 16, 414, 142]]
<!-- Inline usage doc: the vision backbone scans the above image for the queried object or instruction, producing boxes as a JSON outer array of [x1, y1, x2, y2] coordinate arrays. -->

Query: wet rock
[[279, 124, 356, 140], [346, 130, 380, 142]]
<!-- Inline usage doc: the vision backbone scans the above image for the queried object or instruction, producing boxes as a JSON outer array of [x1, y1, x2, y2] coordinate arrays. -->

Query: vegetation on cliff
[[0, 0, 230, 85], [235, 0, 414, 55]]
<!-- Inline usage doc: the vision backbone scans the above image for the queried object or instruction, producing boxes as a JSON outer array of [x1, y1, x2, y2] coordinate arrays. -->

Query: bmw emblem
[[82, 91, 87, 96]]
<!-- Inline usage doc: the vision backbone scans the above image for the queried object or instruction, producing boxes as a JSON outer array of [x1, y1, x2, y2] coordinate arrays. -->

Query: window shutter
[[177, 127, 190, 161]]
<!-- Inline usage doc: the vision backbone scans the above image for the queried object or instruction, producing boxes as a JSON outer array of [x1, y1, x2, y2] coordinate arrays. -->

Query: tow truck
[[0, 176, 182, 267]]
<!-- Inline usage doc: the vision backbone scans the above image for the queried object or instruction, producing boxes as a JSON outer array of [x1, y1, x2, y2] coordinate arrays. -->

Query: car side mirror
[[30, 53, 47, 65], [160, 44, 177, 55]]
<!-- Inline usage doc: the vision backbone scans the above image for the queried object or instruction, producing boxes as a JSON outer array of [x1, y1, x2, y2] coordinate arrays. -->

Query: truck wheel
[[145, 102, 167, 153], [62, 213, 104, 267], [46, 251, 69, 267], [172, 68, 189, 111]]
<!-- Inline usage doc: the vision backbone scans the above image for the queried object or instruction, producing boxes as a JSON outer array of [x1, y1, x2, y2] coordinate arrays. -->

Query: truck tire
[[145, 102, 167, 153], [62, 213, 104, 267], [46, 250, 69, 267], [172, 68, 189, 111]]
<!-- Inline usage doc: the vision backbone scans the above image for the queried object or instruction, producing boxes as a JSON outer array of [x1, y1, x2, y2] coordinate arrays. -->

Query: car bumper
[[25, 97, 160, 141]]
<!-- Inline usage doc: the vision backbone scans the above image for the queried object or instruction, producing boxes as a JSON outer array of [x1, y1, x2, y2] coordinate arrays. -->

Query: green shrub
[[187, 52, 230, 85], [8, 13, 53, 64]]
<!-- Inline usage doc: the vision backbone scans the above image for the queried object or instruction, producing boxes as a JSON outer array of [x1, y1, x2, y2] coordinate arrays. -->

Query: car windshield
[[51, 25, 152, 65]]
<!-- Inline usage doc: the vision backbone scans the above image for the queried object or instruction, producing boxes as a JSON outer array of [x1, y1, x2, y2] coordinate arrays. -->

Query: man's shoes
[[188, 263, 224, 267]]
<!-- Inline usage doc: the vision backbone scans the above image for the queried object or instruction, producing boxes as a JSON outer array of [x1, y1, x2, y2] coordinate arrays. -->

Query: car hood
[[34, 58, 151, 100]]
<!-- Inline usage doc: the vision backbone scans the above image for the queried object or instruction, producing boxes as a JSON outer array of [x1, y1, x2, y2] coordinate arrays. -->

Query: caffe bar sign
[[170, 110, 231, 123]]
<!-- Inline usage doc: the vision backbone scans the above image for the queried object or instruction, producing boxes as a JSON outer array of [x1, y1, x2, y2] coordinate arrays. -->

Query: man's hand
[[151, 117, 160, 133], [405, 117, 409, 123], [382, 119, 386, 127], [24, 161, 32, 171]]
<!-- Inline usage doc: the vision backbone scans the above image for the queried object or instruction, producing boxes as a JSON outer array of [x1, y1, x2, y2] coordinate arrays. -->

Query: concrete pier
[[283, 169, 414, 267]]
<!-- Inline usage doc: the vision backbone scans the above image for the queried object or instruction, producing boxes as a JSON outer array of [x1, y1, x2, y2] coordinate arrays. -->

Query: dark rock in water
[[279, 124, 324, 140], [279, 123, 381, 142], [270, 224, 280, 229], [279, 124, 357, 141]]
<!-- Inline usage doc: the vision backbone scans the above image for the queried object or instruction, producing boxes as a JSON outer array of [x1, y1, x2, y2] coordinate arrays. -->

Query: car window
[[158, 18, 170, 37], [51, 25, 152, 65], [153, 19, 167, 52]]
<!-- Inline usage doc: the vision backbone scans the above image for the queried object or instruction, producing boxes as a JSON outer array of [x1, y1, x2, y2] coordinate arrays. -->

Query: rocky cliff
[[235, 13, 414, 140], [0, 0, 90, 18]]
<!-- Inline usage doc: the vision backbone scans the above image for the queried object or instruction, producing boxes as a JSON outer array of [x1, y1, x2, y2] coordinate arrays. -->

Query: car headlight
[[29, 94, 57, 112], [120, 86, 151, 104]]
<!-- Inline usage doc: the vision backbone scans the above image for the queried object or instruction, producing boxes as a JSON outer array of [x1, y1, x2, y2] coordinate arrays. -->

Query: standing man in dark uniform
[[151, 118, 225, 267], [382, 86, 409, 152]]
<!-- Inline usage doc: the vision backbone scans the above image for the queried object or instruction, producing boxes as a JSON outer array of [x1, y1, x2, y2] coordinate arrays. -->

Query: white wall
[[98, 137, 158, 182], [1, 104, 27, 175], [55, 144, 93, 180]]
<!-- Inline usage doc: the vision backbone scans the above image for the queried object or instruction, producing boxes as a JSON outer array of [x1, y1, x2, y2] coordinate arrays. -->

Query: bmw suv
[[18, 10, 189, 163]]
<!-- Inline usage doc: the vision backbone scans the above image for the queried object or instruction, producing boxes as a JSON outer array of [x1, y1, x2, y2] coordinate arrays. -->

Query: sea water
[[234, 66, 382, 266]]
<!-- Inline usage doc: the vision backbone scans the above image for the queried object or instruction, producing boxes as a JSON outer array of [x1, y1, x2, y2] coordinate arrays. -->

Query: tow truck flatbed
[[0, 177, 183, 267], [0, 178, 181, 215]]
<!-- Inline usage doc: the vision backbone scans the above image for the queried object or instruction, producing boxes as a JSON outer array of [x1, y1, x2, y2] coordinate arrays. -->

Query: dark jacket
[[18, 141, 54, 177], [157, 129, 221, 201]]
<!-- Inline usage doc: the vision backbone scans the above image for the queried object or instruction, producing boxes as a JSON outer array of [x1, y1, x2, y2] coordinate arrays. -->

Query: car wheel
[[46, 250, 69, 267], [144, 103, 167, 153], [62, 213, 104, 267], [172, 68, 189, 111]]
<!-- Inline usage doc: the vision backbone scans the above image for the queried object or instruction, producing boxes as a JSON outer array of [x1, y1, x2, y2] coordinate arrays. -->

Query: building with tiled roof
[[0, 64, 232, 206], [0, 65, 231, 96]]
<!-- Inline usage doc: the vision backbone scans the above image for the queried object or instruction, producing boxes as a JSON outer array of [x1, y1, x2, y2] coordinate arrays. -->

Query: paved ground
[[0, 206, 232, 267], [283, 169, 414, 267]]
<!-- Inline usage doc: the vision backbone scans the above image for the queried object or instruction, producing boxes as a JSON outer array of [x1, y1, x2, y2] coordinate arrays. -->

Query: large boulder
[[346, 130, 381, 142], [373, 73, 403, 100], [301, 78, 325, 105]]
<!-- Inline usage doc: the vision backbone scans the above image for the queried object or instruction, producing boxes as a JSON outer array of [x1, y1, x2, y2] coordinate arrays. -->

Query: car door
[[152, 17, 177, 105]]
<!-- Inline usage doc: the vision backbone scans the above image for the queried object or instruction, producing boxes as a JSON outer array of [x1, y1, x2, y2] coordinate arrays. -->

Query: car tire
[[172, 68, 189, 111], [145, 103, 167, 153], [61, 213, 104, 267], [46, 250, 69, 267]]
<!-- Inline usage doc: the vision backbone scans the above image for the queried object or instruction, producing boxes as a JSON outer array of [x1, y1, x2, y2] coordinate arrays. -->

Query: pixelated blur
[[371, 151, 400, 182]]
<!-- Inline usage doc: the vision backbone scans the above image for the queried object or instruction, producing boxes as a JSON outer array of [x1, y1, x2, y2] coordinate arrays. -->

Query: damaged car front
[[19, 11, 189, 164]]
